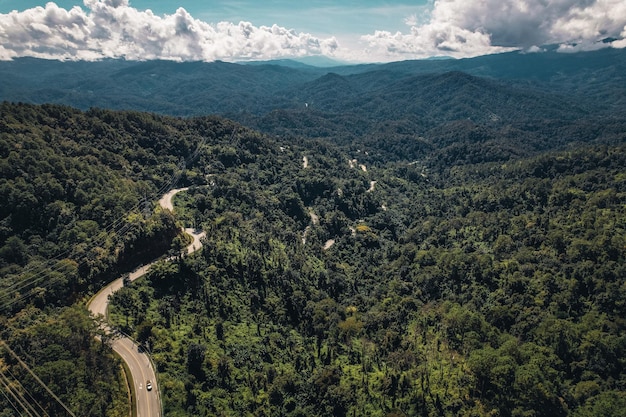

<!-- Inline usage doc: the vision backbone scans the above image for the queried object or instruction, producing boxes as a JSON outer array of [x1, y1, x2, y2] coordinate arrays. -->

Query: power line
[[17, 149, 187, 275], [2, 364, 49, 417], [0, 370, 38, 417], [0, 211, 141, 303], [0, 133, 212, 416], [0, 138, 203, 312], [0, 377, 28, 417], [0, 213, 141, 310], [19, 177, 166, 270], [0, 341, 76, 417]]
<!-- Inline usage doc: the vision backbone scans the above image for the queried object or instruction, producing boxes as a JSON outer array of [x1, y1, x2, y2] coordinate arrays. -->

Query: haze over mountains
[[2, 47, 624, 167], [1, 47, 624, 119]]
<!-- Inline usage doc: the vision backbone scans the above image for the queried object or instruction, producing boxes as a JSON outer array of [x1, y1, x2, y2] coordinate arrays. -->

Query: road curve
[[158, 187, 188, 212], [88, 188, 205, 417]]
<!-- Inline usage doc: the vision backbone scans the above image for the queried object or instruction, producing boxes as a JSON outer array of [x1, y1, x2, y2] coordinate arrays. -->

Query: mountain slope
[[1, 48, 624, 117], [1, 94, 625, 416], [296, 70, 590, 123]]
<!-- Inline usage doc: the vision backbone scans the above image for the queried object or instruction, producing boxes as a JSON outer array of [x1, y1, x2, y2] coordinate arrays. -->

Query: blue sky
[[0, 0, 624, 62], [0, 0, 427, 36]]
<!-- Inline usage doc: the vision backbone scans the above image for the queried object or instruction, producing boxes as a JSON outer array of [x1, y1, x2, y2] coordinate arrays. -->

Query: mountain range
[[1, 47, 624, 119], [2, 47, 624, 165], [1, 46, 626, 417]]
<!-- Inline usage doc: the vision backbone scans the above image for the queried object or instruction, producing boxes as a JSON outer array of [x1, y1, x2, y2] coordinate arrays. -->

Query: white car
[[146, 381, 152, 391]]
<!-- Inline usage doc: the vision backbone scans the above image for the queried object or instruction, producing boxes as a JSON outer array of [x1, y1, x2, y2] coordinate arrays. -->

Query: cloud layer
[[0, 0, 338, 61], [0, 0, 625, 62], [362, 0, 626, 59]]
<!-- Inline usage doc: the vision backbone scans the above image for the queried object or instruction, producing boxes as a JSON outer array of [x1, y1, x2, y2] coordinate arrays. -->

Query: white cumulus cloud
[[361, 0, 626, 60], [0, 0, 338, 61], [1, 0, 625, 62]]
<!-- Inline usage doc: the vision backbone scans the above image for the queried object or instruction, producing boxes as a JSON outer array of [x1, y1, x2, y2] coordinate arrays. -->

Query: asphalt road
[[158, 187, 188, 211], [88, 188, 205, 417]]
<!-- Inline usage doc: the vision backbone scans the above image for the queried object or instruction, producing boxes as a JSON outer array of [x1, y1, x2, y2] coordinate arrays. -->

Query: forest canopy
[[0, 50, 625, 417]]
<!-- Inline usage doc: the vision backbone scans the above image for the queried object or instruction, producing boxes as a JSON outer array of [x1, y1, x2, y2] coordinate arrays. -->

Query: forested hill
[[0, 102, 248, 301], [1, 100, 625, 416], [1, 48, 624, 167], [0, 47, 624, 119], [0, 103, 268, 416]]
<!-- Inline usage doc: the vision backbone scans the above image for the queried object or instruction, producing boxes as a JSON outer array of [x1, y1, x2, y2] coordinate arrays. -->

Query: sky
[[0, 0, 625, 63]]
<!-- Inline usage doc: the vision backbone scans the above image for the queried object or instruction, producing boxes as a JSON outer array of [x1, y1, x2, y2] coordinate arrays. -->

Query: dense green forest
[[0, 50, 625, 416], [110, 134, 626, 416], [0, 103, 240, 415]]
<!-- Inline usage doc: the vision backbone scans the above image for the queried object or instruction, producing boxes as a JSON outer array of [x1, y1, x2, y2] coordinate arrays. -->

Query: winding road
[[88, 188, 205, 417]]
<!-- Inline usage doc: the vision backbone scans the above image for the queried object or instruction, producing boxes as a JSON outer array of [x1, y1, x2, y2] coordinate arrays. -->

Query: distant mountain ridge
[[0, 48, 624, 163], [241, 55, 349, 68], [283, 70, 589, 123], [0, 48, 623, 117]]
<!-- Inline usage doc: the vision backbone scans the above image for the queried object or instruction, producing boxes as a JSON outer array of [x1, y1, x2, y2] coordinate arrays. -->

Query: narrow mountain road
[[158, 187, 188, 211], [88, 187, 205, 417]]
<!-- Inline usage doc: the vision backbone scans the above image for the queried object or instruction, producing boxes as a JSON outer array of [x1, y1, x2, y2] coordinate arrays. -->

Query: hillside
[[2, 48, 624, 170], [0, 99, 624, 416], [1, 48, 624, 119]]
